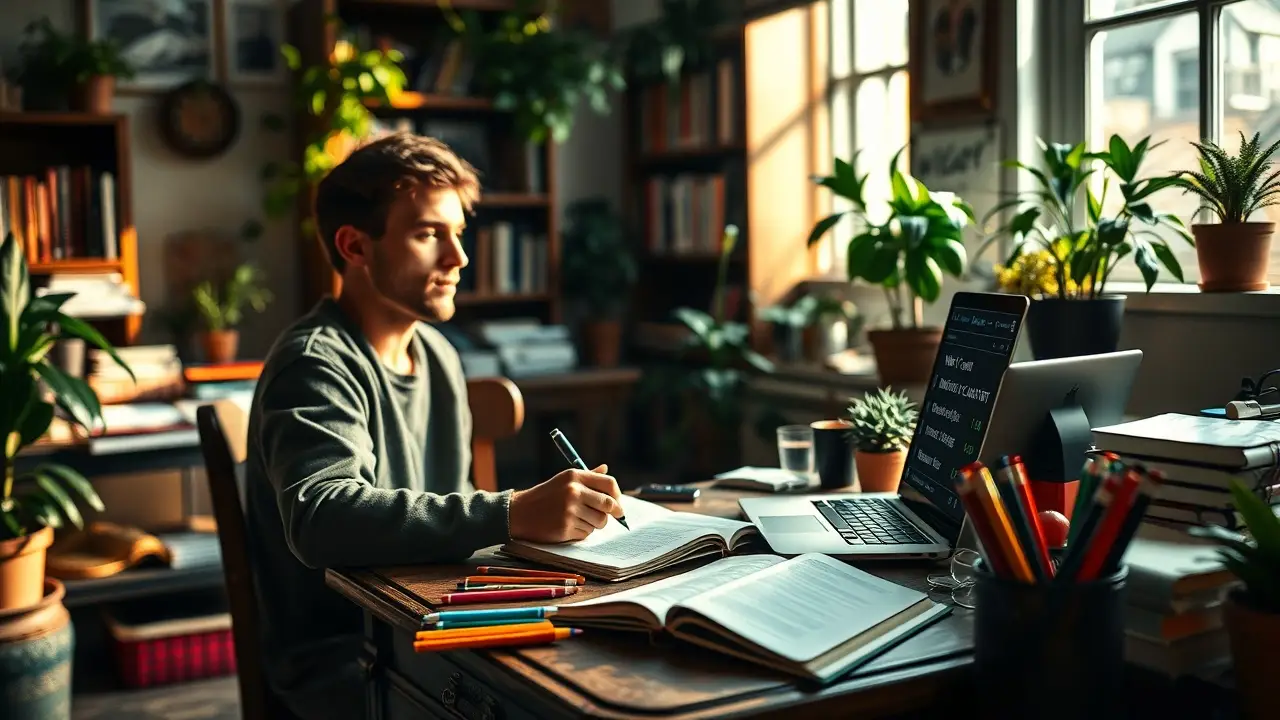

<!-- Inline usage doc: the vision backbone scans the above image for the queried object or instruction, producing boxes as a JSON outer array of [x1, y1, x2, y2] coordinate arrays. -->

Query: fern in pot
[[848, 387, 917, 493], [1169, 131, 1280, 292], [192, 263, 273, 364]]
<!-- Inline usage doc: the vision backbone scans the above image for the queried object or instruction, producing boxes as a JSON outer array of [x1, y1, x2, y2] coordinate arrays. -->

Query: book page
[[675, 553, 928, 663], [563, 555, 784, 623]]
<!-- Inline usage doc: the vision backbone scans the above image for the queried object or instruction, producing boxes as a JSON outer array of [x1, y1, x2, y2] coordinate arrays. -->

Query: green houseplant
[[1168, 131, 1280, 292], [1189, 480, 1280, 720], [978, 135, 1190, 359], [618, 0, 725, 85], [192, 263, 273, 364], [808, 150, 974, 385], [560, 197, 637, 367], [0, 232, 131, 611], [847, 387, 917, 493], [757, 293, 861, 363], [15, 18, 134, 113]]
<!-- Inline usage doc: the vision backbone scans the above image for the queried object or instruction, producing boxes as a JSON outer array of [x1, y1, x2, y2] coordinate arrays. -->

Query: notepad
[[712, 466, 812, 492], [557, 553, 950, 684], [497, 495, 758, 582]]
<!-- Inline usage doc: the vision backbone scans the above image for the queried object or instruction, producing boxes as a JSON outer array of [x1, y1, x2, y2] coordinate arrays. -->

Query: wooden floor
[[73, 676, 240, 719]]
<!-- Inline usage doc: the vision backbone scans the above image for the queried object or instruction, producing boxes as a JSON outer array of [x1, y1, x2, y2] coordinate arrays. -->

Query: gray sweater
[[243, 298, 513, 712]]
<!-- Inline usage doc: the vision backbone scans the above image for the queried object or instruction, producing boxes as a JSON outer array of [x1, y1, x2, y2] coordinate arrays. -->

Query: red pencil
[[440, 587, 579, 605], [1008, 457, 1055, 579], [475, 566, 587, 583], [1076, 468, 1143, 581]]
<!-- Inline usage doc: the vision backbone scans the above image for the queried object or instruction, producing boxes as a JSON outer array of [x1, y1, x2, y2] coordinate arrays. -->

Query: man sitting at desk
[[242, 132, 626, 719]]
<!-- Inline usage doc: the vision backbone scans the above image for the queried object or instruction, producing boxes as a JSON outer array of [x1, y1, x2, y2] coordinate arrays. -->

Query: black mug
[[810, 419, 854, 489], [973, 560, 1129, 719]]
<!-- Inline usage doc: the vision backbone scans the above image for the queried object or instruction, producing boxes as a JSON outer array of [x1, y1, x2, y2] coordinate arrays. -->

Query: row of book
[[636, 60, 739, 154], [643, 173, 733, 256], [461, 221, 549, 296], [1, 167, 121, 263]]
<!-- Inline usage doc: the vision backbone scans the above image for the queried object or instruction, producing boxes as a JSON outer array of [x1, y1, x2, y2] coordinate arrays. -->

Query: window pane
[[853, 0, 908, 73], [1088, 0, 1186, 21], [855, 72, 910, 226], [831, 0, 852, 78], [1089, 15, 1202, 283], [826, 77, 855, 275]]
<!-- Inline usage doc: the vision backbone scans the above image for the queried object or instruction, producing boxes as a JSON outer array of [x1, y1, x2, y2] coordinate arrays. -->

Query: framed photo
[[84, 0, 215, 92], [224, 0, 287, 86], [909, 0, 999, 122]]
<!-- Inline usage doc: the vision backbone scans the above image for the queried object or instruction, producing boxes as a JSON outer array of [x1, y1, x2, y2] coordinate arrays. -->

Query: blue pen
[[433, 617, 546, 631], [549, 428, 629, 530], [421, 606, 558, 626]]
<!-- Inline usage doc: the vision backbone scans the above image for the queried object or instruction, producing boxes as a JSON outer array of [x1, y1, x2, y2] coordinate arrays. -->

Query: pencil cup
[[972, 561, 1128, 720], [810, 420, 855, 489]]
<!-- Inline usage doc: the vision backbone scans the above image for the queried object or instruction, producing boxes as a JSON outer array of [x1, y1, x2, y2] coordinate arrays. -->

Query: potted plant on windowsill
[[808, 150, 974, 384], [1168, 131, 1280, 292], [848, 387, 917, 493], [192, 263, 273, 364], [1189, 480, 1280, 720], [978, 136, 1190, 360], [560, 197, 637, 367]]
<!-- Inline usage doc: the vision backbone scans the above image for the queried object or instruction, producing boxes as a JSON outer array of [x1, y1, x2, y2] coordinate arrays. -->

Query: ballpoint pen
[[550, 428, 629, 530]]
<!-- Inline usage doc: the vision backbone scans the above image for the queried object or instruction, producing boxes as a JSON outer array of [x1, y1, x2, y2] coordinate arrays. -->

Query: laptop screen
[[900, 293, 1024, 525]]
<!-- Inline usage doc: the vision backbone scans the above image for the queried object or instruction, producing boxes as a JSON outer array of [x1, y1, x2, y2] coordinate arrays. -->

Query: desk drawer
[[386, 629, 551, 720]]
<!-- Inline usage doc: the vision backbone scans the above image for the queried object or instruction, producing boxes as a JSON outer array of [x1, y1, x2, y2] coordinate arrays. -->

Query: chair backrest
[[466, 377, 525, 492], [196, 402, 289, 720]]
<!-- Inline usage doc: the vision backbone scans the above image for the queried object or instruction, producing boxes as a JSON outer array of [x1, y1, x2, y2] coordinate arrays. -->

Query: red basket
[[105, 607, 236, 688]]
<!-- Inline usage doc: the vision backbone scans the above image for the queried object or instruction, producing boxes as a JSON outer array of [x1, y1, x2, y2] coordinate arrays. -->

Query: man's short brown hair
[[313, 133, 481, 271]]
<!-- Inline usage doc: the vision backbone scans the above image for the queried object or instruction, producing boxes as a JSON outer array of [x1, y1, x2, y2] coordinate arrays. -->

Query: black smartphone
[[634, 484, 701, 502]]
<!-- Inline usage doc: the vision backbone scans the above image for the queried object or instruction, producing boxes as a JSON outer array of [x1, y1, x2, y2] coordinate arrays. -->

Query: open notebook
[[497, 495, 758, 581], [557, 553, 950, 683]]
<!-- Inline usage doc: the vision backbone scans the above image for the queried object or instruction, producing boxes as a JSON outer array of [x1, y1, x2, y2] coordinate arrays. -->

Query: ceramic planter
[[581, 320, 622, 368], [1223, 589, 1280, 719], [200, 330, 239, 364], [0, 578, 74, 720], [73, 75, 114, 114], [1026, 296, 1126, 360], [867, 328, 943, 385], [1192, 222, 1274, 292], [855, 450, 907, 493], [0, 526, 54, 612]]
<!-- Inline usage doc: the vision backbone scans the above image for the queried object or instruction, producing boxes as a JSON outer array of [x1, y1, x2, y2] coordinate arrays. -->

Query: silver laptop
[[740, 291, 1029, 559]]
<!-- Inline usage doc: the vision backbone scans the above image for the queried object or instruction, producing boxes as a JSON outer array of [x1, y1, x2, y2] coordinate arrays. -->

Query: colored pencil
[[434, 617, 547, 631], [475, 566, 587, 583], [974, 464, 1035, 583], [460, 576, 579, 586], [1008, 457, 1055, 579], [439, 587, 578, 605], [994, 456, 1047, 581], [956, 462, 1013, 578], [415, 620, 555, 641], [1056, 468, 1125, 584], [1075, 468, 1143, 582], [1067, 455, 1107, 546], [1098, 467, 1165, 576], [422, 606, 559, 626], [413, 627, 582, 653], [457, 583, 569, 591]]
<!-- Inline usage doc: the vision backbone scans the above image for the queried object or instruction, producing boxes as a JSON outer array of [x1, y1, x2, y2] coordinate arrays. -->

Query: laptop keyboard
[[812, 498, 931, 545]]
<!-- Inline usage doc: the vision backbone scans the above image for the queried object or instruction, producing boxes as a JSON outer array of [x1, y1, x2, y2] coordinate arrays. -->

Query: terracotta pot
[[0, 526, 54, 612], [1193, 222, 1274, 292], [581, 320, 622, 368], [0, 578, 74, 720], [73, 75, 114, 114], [1223, 589, 1280, 720], [201, 330, 239, 364], [855, 450, 907, 493], [867, 327, 943, 385]]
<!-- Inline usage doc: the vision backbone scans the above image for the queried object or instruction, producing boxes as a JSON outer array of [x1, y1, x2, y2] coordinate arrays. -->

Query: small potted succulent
[[847, 387, 918, 493], [1190, 480, 1280, 720], [192, 263, 273, 364], [1169, 131, 1280, 292]]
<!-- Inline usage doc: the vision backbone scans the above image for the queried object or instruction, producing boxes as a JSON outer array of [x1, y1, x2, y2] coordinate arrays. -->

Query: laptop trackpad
[[759, 515, 827, 534]]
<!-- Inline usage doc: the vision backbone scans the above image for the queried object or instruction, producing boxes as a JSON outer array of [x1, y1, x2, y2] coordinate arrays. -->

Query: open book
[[557, 553, 950, 683], [498, 495, 758, 581]]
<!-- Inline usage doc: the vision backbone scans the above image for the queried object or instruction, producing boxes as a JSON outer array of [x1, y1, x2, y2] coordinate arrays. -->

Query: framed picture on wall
[[909, 0, 998, 122], [84, 0, 216, 92], [223, 0, 287, 86]]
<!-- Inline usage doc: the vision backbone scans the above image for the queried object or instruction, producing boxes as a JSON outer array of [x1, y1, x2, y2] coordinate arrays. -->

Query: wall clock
[[158, 80, 240, 159]]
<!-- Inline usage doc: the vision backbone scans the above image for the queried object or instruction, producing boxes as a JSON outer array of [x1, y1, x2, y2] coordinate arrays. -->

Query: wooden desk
[[515, 368, 641, 478], [326, 484, 1237, 719]]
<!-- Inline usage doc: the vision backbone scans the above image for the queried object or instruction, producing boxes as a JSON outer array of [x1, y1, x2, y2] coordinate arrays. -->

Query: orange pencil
[[461, 576, 579, 586], [956, 463, 1012, 578], [476, 566, 587, 583], [413, 627, 581, 653], [972, 464, 1035, 583], [414, 620, 554, 641]]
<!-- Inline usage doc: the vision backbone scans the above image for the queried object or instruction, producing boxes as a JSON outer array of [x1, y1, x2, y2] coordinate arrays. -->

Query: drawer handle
[[442, 671, 503, 720]]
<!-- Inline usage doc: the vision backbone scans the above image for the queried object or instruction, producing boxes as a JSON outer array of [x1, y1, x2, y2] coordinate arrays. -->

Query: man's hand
[[509, 464, 625, 543]]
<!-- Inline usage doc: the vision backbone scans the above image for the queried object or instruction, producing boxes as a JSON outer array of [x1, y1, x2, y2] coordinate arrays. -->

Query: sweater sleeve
[[256, 351, 512, 569]]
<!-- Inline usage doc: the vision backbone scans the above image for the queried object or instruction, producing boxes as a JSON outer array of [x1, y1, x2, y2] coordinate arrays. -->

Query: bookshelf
[[286, 0, 561, 324], [0, 112, 142, 345]]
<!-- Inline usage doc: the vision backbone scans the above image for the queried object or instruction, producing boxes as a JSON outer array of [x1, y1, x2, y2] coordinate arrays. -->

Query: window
[[818, 0, 911, 276], [1079, 0, 1280, 285]]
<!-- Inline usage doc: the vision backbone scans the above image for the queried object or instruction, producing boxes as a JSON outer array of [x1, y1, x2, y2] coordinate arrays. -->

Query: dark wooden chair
[[466, 377, 525, 491], [196, 402, 299, 720]]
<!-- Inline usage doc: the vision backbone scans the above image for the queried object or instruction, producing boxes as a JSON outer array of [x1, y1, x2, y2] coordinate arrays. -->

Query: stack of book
[[1091, 413, 1280, 530], [89, 344, 184, 405], [1119, 523, 1238, 678]]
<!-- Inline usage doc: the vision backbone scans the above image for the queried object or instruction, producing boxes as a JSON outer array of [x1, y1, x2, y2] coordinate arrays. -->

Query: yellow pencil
[[413, 627, 581, 653], [973, 465, 1035, 583]]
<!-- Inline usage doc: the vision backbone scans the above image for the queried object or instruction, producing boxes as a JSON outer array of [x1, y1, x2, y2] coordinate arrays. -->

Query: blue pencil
[[421, 606, 559, 627]]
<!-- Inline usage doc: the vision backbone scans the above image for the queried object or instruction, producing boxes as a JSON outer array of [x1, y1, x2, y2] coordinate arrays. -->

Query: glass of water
[[776, 425, 815, 476]]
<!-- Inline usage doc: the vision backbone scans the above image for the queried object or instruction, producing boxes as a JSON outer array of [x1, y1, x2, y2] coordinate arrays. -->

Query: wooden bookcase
[[624, 4, 828, 355], [286, 0, 561, 325], [0, 112, 142, 345]]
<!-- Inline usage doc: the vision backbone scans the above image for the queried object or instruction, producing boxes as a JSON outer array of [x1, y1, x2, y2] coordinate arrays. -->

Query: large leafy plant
[[1190, 480, 1280, 614], [978, 136, 1191, 298], [1169, 131, 1280, 224], [560, 197, 637, 320], [808, 151, 974, 329], [0, 233, 133, 539]]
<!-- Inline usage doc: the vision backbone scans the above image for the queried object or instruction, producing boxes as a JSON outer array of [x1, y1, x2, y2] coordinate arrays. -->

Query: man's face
[[362, 186, 469, 323]]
